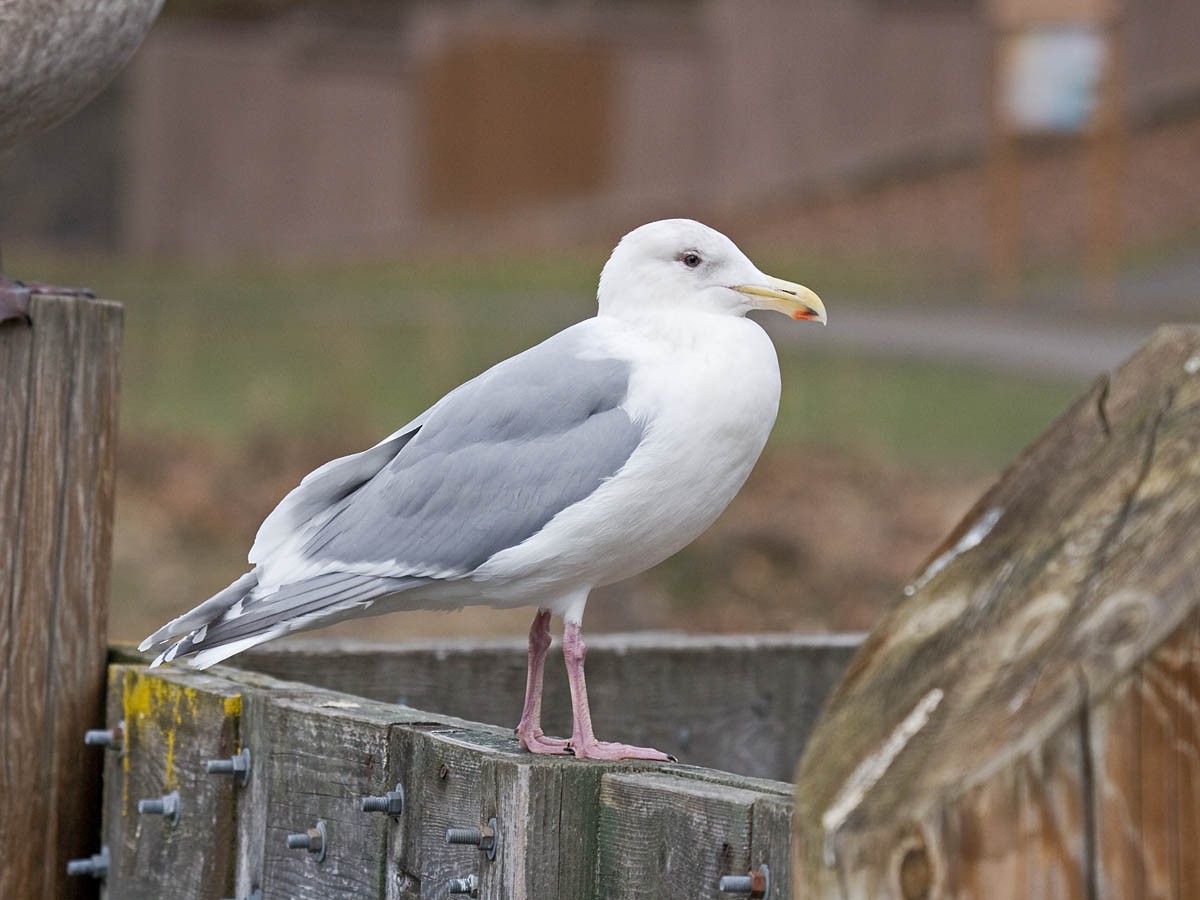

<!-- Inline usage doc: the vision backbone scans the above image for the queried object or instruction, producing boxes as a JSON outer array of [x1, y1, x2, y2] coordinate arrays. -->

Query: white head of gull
[[141, 218, 826, 761]]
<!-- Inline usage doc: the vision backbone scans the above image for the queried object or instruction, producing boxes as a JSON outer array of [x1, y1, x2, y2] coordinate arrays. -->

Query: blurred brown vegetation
[[111, 429, 986, 644]]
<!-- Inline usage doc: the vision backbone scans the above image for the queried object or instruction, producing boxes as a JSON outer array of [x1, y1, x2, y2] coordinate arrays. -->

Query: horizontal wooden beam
[[206, 631, 861, 782]]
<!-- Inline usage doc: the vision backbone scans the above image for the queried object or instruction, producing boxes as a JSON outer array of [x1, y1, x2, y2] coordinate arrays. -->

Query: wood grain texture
[[233, 632, 861, 781], [386, 719, 521, 899], [751, 794, 793, 900], [793, 325, 1200, 898], [254, 696, 394, 898], [597, 770, 759, 898], [0, 295, 121, 900], [1090, 609, 1200, 900], [479, 753, 608, 900]]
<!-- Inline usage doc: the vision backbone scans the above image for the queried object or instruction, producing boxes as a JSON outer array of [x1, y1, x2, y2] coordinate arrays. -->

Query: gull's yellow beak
[[733, 276, 827, 324]]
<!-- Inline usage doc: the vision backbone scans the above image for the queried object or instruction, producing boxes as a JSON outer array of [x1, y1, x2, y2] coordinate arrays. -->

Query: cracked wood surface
[[792, 325, 1200, 899]]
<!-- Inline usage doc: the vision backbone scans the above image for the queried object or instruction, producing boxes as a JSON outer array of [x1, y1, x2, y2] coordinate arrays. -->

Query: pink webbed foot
[[567, 736, 677, 762], [517, 726, 573, 756]]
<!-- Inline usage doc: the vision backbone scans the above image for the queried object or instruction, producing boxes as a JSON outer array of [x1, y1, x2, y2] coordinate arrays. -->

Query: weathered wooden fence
[[0, 294, 121, 900], [84, 639, 857, 900]]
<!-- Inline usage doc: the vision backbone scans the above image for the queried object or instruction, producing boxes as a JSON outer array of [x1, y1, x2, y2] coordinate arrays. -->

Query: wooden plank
[[0, 304, 35, 895], [934, 715, 1091, 900], [103, 665, 243, 899], [387, 721, 519, 899], [47, 296, 122, 895], [478, 754, 606, 900], [793, 325, 1200, 897], [1090, 609, 1200, 900], [597, 770, 760, 898], [1178, 612, 1200, 899], [214, 663, 524, 900], [0, 295, 121, 899], [228, 672, 396, 900], [255, 697, 394, 898], [2, 297, 75, 900], [235, 632, 861, 780], [750, 794, 793, 900]]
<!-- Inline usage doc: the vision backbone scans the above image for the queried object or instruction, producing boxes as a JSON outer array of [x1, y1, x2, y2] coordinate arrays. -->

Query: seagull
[[141, 219, 827, 760], [0, 0, 164, 323]]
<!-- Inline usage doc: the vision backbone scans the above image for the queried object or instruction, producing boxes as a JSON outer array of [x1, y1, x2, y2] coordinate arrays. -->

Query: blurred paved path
[[767, 305, 1168, 380], [766, 253, 1199, 380]]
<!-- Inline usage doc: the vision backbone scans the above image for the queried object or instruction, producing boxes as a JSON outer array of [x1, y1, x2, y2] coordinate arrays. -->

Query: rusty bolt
[[719, 863, 770, 896], [84, 721, 124, 749], [446, 817, 498, 861]]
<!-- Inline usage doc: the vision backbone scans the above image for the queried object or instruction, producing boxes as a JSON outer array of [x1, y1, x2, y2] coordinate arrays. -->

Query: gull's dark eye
[[680, 252, 702, 269]]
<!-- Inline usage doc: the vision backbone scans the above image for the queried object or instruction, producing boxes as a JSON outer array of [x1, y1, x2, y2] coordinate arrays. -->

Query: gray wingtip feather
[[139, 570, 259, 652]]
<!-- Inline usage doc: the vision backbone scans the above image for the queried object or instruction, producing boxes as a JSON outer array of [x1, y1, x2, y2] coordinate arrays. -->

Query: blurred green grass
[[14, 249, 1082, 470]]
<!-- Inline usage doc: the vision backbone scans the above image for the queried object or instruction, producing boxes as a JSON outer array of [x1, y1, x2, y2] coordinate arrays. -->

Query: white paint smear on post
[[822, 687, 946, 866], [904, 507, 1004, 597]]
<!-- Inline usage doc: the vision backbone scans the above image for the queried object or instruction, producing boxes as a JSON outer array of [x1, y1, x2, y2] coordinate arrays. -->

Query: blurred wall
[[7, 0, 1200, 262], [119, 1, 997, 259]]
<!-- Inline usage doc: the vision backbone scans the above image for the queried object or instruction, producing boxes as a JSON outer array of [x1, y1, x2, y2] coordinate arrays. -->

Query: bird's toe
[[567, 737, 676, 762]]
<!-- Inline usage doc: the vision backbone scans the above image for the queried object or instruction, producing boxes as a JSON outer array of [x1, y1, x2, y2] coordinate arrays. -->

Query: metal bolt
[[286, 820, 327, 863], [719, 863, 770, 896], [445, 817, 498, 861], [206, 747, 251, 785], [66, 846, 109, 878], [84, 721, 124, 748], [447, 873, 478, 896], [361, 782, 405, 816], [137, 790, 181, 826]]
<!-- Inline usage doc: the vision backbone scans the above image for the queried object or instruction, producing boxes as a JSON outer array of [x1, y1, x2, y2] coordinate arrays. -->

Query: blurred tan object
[[793, 324, 1200, 897], [0, 0, 163, 322], [986, 0, 1124, 306]]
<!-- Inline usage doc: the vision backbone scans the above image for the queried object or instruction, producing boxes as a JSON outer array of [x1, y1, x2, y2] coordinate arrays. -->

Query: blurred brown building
[[8, 0, 1200, 263]]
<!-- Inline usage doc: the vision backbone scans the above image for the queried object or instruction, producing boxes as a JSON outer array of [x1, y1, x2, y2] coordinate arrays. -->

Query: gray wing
[[258, 323, 644, 581], [141, 322, 643, 668]]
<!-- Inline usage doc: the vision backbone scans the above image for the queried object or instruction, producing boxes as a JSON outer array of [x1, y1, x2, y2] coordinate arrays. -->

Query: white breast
[[470, 312, 781, 607]]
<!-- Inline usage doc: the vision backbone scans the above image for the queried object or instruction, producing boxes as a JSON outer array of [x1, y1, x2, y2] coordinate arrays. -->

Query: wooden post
[[792, 325, 1200, 898], [0, 295, 122, 898]]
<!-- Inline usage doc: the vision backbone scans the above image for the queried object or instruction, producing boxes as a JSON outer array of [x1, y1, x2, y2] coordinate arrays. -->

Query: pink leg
[[562, 621, 675, 761], [515, 609, 571, 755]]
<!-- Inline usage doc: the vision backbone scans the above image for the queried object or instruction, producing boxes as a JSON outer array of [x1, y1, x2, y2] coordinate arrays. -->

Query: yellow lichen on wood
[[122, 670, 204, 790]]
